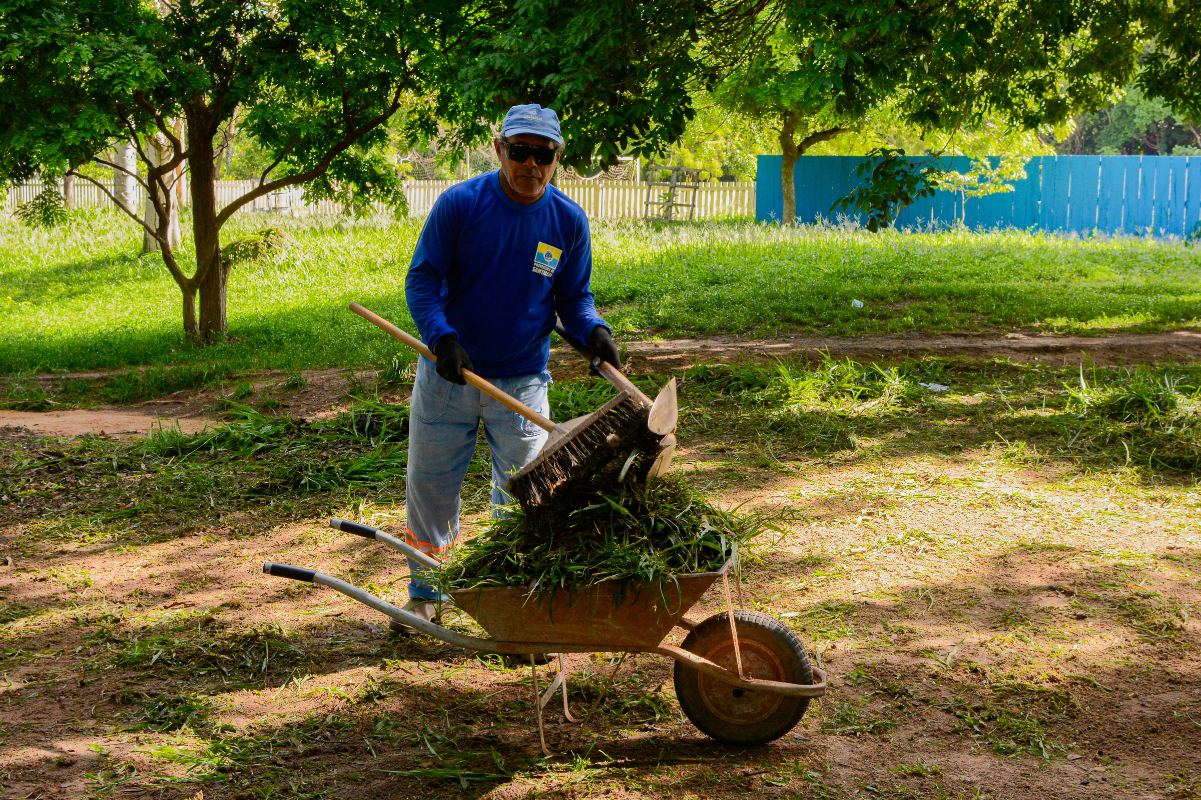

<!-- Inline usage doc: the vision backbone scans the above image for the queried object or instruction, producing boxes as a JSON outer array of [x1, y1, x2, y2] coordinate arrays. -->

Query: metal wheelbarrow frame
[[262, 517, 827, 748]]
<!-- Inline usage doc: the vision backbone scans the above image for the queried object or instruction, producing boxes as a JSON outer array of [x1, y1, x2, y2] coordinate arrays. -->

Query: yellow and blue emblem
[[533, 242, 561, 277]]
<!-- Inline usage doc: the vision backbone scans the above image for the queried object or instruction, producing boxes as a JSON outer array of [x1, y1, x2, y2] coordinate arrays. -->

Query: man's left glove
[[588, 325, 621, 374], [433, 334, 473, 385]]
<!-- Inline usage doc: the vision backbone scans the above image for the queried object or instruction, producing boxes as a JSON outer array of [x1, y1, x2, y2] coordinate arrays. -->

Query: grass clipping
[[434, 459, 767, 605]]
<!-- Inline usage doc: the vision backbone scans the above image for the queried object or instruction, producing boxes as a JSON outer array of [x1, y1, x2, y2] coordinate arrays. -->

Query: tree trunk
[[141, 130, 183, 255], [780, 112, 800, 227], [113, 141, 137, 213], [62, 173, 75, 210], [189, 115, 229, 342], [1190, 122, 1201, 150], [182, 281, 199, 338]]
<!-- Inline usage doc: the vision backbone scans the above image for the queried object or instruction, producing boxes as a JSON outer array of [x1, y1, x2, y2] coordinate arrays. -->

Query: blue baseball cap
[[502, 104, 562, 146]]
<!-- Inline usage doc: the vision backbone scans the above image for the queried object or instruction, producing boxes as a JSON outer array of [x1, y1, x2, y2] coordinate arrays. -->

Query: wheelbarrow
[[262, 518, 827, 748]]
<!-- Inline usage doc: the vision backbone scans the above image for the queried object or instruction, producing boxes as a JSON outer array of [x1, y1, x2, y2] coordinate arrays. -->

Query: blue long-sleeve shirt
[[405, 171, 608, 377]]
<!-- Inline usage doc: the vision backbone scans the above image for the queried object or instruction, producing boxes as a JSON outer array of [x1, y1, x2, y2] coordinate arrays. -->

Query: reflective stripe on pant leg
[[405, 356, 481, 600], [481, 370, 551, 515]]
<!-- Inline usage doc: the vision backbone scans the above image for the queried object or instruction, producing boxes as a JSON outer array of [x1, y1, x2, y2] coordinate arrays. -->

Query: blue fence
[[756, 154, 1201, 238]]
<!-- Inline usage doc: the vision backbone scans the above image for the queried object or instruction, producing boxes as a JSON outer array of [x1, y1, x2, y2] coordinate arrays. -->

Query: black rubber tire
[[673, 610, 813, 746]]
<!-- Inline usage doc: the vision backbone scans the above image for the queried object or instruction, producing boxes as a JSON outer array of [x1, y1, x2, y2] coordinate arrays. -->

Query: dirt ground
[[0, 333, 1199, 799], [622, 329, 1201, 370]]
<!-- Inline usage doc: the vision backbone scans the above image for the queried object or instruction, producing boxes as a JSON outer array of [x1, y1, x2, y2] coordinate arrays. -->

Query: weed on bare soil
[[1, 354, 1199, 799]]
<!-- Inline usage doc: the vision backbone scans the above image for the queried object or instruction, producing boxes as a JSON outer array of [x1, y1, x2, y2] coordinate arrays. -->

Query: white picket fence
[[5, 178, 756, 220]]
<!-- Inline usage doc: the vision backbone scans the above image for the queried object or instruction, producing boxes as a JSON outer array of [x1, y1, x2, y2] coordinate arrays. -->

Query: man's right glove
[[433, 334, 473, 385]]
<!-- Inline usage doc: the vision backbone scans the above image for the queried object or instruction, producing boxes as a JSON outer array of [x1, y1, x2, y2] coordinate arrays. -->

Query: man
[[399, 104, 621, 630]]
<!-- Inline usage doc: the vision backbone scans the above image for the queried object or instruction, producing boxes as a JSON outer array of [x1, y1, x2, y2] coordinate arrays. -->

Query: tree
[[1057, 83, 1200, 155], [1138, 0, 1201, 131], [714, 27, 858, 225], [665, 98, 780, 180], [0, 0, 485, 341], [719, 0, 1141, 225], [459, 0, 743, 170], [112, 142, 138, 214]]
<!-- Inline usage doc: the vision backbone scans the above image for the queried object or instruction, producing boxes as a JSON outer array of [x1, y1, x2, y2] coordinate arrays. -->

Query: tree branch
[[798, 125, 850, 153], [123, 133, 172, 227], [217, 91, 407, 226], [132, 92, 184, 152], [90, 156, 152, 193], [73, 174, 192, 288], [258, 135, 301, 186]]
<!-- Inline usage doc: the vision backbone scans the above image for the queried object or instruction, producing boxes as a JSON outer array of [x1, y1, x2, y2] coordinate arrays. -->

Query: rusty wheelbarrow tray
[[261, 517, 827, 747]]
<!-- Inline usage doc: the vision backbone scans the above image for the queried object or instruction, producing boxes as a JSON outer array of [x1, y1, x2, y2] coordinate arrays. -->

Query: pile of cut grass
[[435, 464, 766, 603]]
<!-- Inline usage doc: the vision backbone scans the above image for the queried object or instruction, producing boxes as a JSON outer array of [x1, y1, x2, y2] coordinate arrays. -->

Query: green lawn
[[2, 209, 1200, 376]]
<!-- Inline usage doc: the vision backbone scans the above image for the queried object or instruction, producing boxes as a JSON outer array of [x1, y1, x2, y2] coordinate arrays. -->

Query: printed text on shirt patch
[[533, 242, 561, 277]]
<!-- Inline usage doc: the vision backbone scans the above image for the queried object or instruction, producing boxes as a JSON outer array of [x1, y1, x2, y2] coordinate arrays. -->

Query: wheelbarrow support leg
[[530, 656, 551, 757], [721, 571, 745, 679], [538, 655, 579, 724]]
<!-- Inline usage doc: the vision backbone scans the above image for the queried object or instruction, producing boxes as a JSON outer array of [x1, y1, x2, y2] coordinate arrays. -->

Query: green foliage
[[0, 0, 505, 339], [1138, 1, 1201, 125], [302, 151, 409, 219], [936, 157, 1028, 201], [821, 700, 896, 736], [98, 625, 309, 682], [935, 156, 1030, 224], [666, 99, 777, 179], [0, 373, 57, 411], [14, 186, 68, 229], [1068, 368, 1186, 424], [463, 0, 719, 168], [777, 355, 922, 409], [1063, 83, 1198, 155], [1066, 366, 1201, 469], [117, 691, 212, 733], [434, 471, 768, 603], [222, 227, 297, 267], [830, 148, 940, 231], [784, 0, 1139, 133], [943, 698, 1067, 760]]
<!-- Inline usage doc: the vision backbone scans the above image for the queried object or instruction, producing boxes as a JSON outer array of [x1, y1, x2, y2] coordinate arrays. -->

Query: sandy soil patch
[[0, 408, 214, 438], [621, 329, 1201, 372]]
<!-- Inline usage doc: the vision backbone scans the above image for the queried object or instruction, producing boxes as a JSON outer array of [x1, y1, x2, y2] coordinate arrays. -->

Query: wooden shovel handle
[[349, 302, 555, 432], [552, 323, 651, 407]]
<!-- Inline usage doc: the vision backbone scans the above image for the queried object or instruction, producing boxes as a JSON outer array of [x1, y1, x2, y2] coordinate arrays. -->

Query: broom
[[348, 303, 649, 510]]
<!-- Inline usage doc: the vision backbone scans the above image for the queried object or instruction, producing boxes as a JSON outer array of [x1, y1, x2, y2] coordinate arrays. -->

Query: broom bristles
[[507, 392, 654, 511]]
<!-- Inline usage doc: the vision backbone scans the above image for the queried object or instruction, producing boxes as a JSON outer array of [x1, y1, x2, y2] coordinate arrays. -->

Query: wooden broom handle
[[349, 302, 556, 432], [553, 323, 652, 407]]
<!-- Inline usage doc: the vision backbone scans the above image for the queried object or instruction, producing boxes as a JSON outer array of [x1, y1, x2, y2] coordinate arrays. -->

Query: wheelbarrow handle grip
[[330, 517, 377, 540], [553, 322, 651, 407], [350, 302, 555, 432], [329, 518, 440, 571], [263, 562, 316, 583]]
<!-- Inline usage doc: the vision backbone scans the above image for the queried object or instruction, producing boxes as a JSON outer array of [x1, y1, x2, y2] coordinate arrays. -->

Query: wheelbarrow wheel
[[674, 610, 813, 746]]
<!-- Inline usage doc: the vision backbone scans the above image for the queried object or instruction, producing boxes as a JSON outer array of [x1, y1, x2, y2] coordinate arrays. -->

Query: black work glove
[[432, 334, 473, 385], [588, 325, 621, 374]]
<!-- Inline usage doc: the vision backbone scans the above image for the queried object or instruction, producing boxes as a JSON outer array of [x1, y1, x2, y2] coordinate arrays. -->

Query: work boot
[[388, 599, 439, 637]]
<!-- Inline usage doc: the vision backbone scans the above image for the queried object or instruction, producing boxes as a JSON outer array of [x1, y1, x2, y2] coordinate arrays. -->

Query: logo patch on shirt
[[533, 242, 561, 277]]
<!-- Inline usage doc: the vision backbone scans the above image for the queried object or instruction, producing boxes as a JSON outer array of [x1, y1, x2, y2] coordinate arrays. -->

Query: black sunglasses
[[502, 140, 559, 166]]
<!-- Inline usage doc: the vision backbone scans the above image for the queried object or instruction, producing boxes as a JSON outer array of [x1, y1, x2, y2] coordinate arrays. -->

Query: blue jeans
[[405, 356, 550, 600]]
